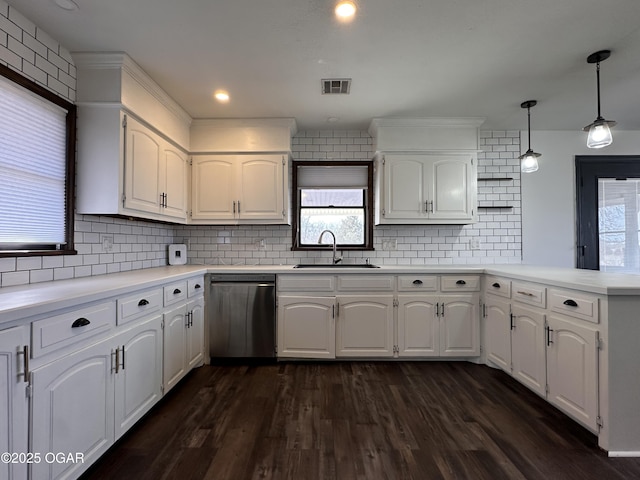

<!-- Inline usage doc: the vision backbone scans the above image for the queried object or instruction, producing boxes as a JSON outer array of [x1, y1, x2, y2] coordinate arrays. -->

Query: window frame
[[0, 63, 76, 257], [291, 160, 374, 251]]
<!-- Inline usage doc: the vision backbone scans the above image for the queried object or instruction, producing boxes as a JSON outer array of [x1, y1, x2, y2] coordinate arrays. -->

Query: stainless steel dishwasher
[[209, 274, 276, 360]]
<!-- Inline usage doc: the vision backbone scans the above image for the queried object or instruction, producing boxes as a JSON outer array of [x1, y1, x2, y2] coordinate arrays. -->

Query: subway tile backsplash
[[177, 130, 522, 268], [0, 4, 521, 287]]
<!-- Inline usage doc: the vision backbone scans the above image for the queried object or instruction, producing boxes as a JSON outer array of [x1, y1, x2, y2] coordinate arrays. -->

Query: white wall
[[522, 130, 640, 267]]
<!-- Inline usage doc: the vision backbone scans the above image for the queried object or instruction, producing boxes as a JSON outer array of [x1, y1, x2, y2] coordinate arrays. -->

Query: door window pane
[[598, 179, 640, 272]]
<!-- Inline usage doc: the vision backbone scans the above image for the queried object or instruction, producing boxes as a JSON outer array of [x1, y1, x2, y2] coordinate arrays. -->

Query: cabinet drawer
[[31, 301, 116, 358], [512, 282, 546, 308], [440, 275, 480, 292], [278, 275, 335, 292], [397, 275, 438, 292], [188, 276, 205, 297], [484, 276, 511, 298], [117, 288, 162, 326], [164, 281, 188, 306], [549, 289, 599, 324], [337, 275, 395, 292]]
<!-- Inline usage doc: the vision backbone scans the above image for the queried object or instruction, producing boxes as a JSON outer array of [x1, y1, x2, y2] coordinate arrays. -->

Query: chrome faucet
[[318, 229, 342, 264]]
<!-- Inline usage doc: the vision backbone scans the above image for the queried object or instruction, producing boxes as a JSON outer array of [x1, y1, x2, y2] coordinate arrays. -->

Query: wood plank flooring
[[80, 362, 640, 480]]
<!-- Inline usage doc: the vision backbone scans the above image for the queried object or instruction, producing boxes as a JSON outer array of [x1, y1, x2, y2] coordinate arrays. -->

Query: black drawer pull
[[412, 279, 423, 285], [563, 299, 578, 307], [456, 280, 466, 285], [173, 288, 182, 295], [138, 299, 149, 306], [195, 284, 201, 289], [71, 317, 90, 328], [492, 282, 500, 288]]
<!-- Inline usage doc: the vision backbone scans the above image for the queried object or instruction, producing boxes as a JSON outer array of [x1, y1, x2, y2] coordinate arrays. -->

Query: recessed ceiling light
[[52, 0, 79, 11], [214, 90, 230, 103], [335, 1, 356, 20]]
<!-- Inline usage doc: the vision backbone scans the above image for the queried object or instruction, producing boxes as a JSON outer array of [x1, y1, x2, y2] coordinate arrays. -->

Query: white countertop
[[2, 263, 640, 326]]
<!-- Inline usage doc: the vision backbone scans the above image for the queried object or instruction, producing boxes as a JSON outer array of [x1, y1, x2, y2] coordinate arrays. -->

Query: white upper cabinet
[[379, 153, 476, 223], [189, 118, 296, 225], [369, 117, 483, 225], [74, 53, 191, 224], [191, 154, 288, 224], [123, 116, 188, 221]]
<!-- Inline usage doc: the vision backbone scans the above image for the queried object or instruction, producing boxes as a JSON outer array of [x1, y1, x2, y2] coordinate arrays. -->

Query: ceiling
[[8, 0, 640, 132]]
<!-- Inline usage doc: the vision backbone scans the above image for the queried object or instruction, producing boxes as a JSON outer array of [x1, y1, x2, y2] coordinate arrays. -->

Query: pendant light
[[583, 50, 616, 149], [519, 100, 541, 173]]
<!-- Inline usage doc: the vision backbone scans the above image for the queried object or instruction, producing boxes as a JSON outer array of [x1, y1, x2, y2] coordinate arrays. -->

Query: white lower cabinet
[[397, 295, 438, 356], [114, 315, 163, 439], [397, 293, 479, 357], [440, 294, 480, 356], [484, 296, 512, 371], [336, 295, 395, 357], [30, 314, 164, 480], [0, 325, 29, 480], [31, 336, 114, 480], [163, 304, 188, 393], [511, 304, 546, 396], [277, 296, 336, 359], [186, 296, 205, 370], [483, 279, 601, 433], [163, 296, 204, 393], [485, 298, 547, 395], [546, 314, 599, 431]]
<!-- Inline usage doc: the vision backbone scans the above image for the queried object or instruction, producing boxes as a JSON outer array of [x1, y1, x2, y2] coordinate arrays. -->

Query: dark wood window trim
[[291, 160, 374, 251], [0, 63, 77, 257]]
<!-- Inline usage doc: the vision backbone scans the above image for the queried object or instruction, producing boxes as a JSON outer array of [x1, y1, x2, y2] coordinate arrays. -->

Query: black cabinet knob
[[563, 299, 578, 307], [456, 280, 466, 285], [138, 299, 149, 306], [412, 279, 423, 285], [492, 282, 500, 288], [173, 288, 181, 295]]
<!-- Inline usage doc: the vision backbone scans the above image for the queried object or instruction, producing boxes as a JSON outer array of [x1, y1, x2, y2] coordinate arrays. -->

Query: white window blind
[[0, 75, 67, 246], [297, 165, 368, 188]]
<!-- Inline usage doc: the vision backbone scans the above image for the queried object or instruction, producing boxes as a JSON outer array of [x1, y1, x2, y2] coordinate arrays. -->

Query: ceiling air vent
[[322, 78, 351, 94]]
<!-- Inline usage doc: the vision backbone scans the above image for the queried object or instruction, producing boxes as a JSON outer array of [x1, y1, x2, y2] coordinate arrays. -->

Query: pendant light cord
[[596, 61, 602, 119], [527, 105, 532, 150]]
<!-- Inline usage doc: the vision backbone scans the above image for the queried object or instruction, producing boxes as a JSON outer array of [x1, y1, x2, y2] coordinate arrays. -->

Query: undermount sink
[[293, 263, 380, 268]]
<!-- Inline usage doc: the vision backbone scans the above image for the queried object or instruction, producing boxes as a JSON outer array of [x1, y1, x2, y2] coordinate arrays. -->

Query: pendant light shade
[[584, 50, 616, 149], [519, 100, 541, 173]]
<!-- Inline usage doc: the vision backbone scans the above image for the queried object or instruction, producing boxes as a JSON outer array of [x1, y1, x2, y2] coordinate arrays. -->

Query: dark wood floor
[[80, 362, 640, 480]]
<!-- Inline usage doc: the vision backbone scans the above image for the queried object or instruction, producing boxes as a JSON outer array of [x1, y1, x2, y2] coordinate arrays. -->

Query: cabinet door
[[160, 145, 188, 220], [237, 155, 285, 220], [31, 338, 114, 480], [114, 315, 163, 440], [428, 154, 475, 221], [0, 326, 29, 480], [163, 304, 187, 393], [484, 297, 511, 372], [440, 294, 479, 356], [191, 155, 236, 221], [336, 295, 394, 357], [277, 296, 336, 359], [186, 297, 205, 369], [397, 295, 438, 357], [546, 314, 599, 431], [511, 304, 546, 396], [380, 155, 426, 220], [124, 116, 161, 215]]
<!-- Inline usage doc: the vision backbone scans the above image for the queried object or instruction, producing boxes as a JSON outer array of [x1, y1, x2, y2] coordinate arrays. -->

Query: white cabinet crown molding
[[368, 116, 485, 152]]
